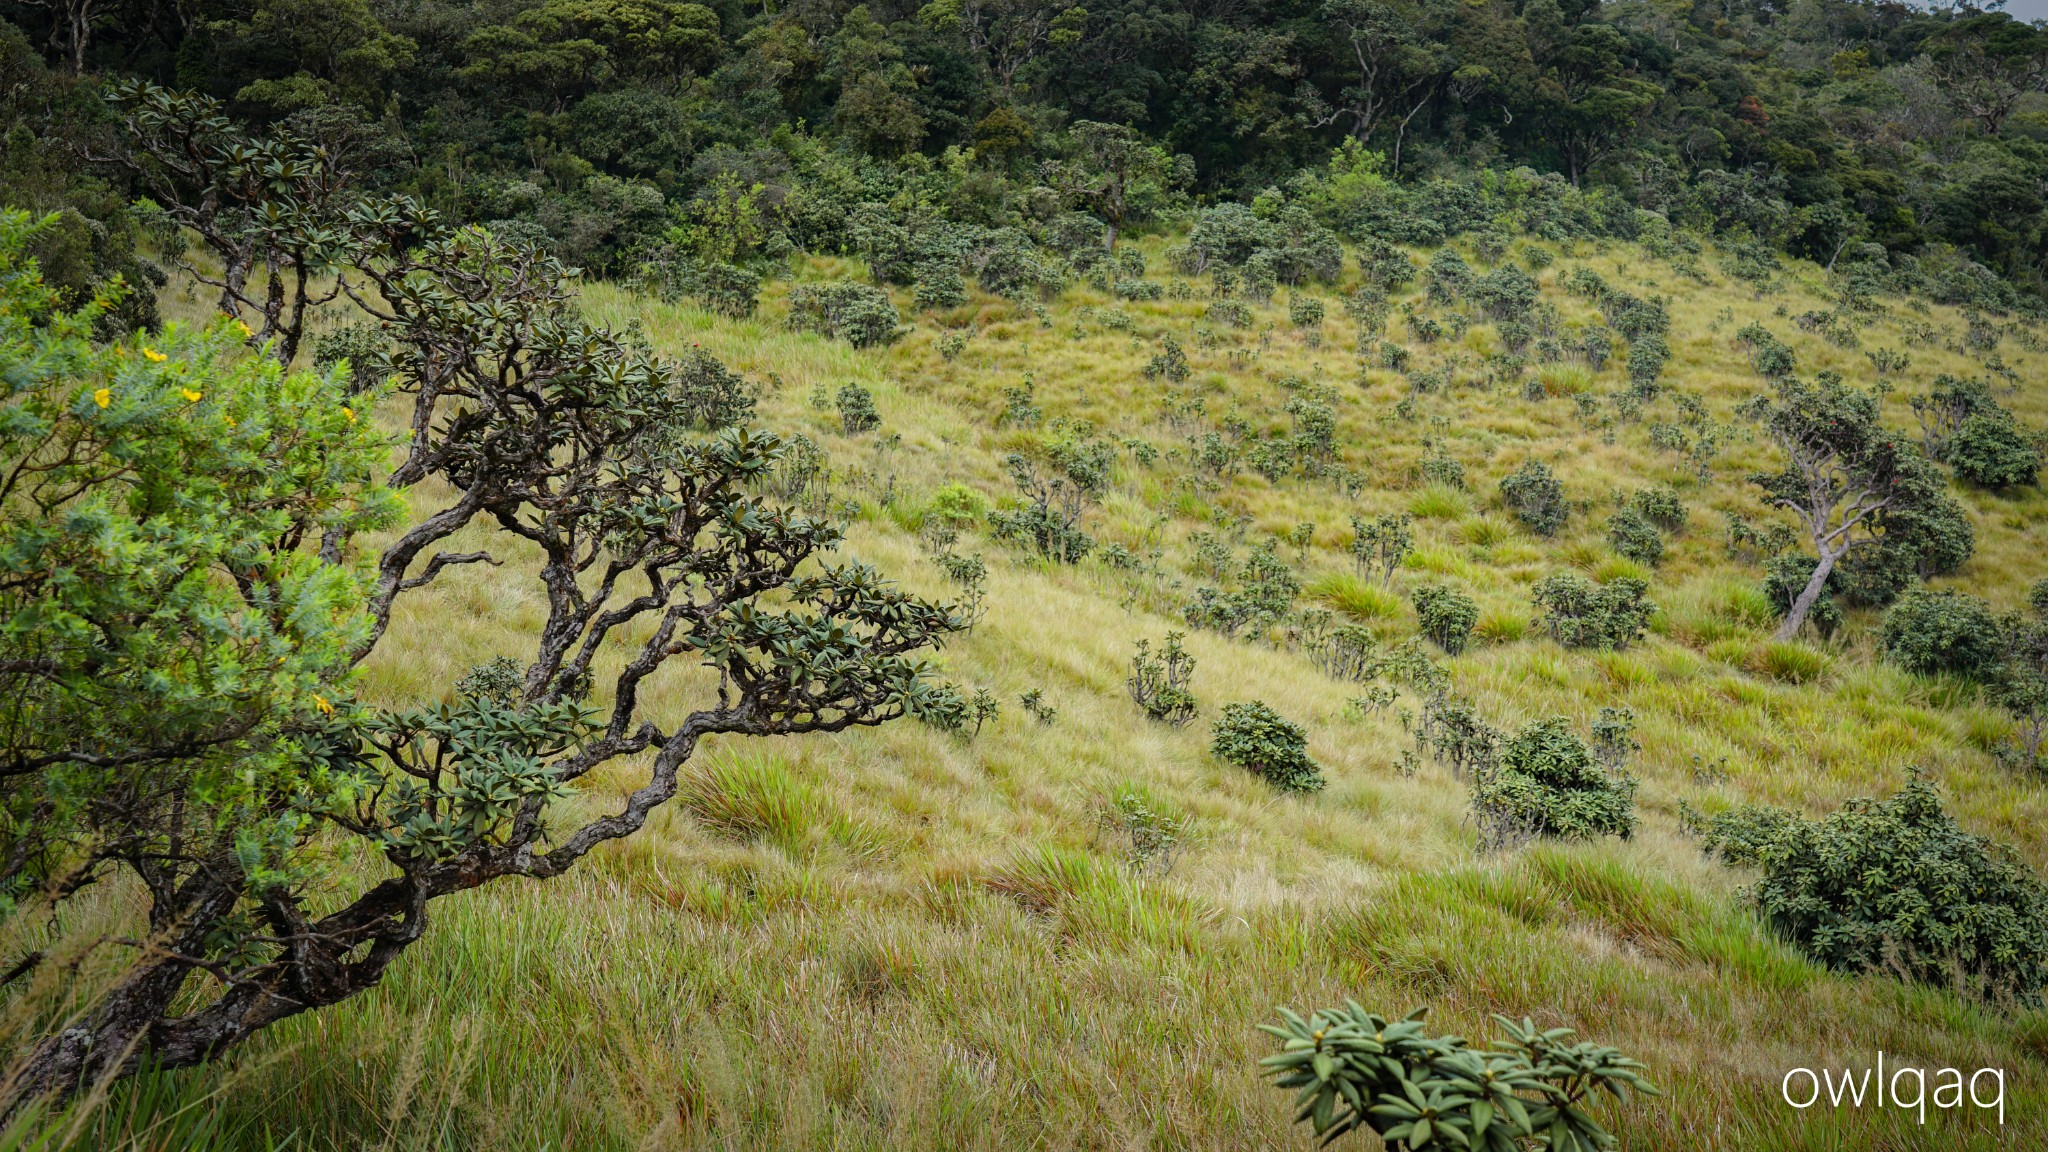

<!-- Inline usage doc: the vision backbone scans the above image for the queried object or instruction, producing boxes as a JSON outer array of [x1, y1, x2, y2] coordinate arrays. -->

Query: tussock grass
[[34, 229, 2048, 1149], [1305, 572, 1400, 620]]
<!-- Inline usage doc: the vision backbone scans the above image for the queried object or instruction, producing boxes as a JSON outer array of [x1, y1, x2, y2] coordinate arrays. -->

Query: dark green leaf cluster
[[1185, 541, 1299, 638], [1499, 461, 1567, 536], [1531, 574, 1654, 651], [1412, 584, 1479, 657], [1260, 1004, 1658, 1151], [1473, 718, 1637, 842], [635, 245, 762, 319], [1701, 780, 2048, 1003], [1211, 701, 1324, 793], [1880, 587, 2004, 679], [1913, 374, 2042, 489], [1128, 633, 1198, 726], [836, 382, 882, 434], [787, 282, 903, 348]]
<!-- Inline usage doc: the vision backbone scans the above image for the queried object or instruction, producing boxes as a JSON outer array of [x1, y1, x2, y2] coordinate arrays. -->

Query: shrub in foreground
[[1699, 779, 2048, 1003], [1211, 701, 1324, 792], [1260, 1004, 1658, 1149]]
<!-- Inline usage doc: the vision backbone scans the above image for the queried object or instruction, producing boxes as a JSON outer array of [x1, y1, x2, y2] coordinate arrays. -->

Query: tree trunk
[[1773, 549, 1839, 641], [1104, 220, 1119, 252]]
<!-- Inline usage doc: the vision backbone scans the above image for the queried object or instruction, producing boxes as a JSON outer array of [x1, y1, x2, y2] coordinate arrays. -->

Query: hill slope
[[143, 231, 2048, 1149]]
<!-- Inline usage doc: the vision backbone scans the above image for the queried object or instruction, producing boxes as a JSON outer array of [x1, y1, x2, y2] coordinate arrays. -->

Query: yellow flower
[[313, 695, 334, 715], [142, 347, 166, 362], [341, 406, 355, 423], [93, 388, 111, 409], [181, 388, 203, 403], [225, 416, 236, 428], [234, 320, 253, 338]]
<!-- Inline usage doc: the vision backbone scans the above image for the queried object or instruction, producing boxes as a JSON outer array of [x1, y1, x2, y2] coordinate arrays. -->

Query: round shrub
[[1701, 780, 2048, 1003], [1947, 413, 2042, 489], [1628, 486, 1685, 533], [1472, 718, 1636, 841], [1212, 701, 1324, 793], [1880, 587, 2002, 678], [1288, 294, 1325, 328], [1412, 583, 1479, 655], [312, 322, 390, 395], [836, 382, 881, 434], [1606, 507, 1664, 566], [1532, 573, 1654, 650], [1499, 460, 1567, 536]]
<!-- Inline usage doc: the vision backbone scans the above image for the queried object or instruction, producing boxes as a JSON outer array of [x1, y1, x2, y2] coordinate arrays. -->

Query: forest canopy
[[9, 0, 2048, 316]]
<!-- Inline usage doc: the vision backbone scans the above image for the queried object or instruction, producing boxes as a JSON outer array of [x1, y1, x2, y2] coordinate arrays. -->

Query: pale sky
[[1996, 0, 2048, 22]]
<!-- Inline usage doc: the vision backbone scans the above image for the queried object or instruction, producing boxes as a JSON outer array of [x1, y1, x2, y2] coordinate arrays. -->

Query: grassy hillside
[[83, 232, 2048, 1148]]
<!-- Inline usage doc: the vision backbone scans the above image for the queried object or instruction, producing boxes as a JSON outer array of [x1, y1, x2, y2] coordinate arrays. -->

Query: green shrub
[[1473, 265, 1538, 322], [1700, 779, 2048, 1003], [1499, 460, 1567, 535], [1419, 442, 1464, 489], [1211, 700, 1324, 793], [1261, 1005, 1658, 1150], [1880, 587, 2003, 678], [1472, 717, 1637, 842], [1128, 633, 1198, 725], [1288, 294, 1325, 327], [673, 347, 757, 430], [311, 321, 390, 395], [1412, 583, 1479, 655], [1948, 413, 2042, 489], [1625, 332, 1669, 395], [1628, 486, 1685, 532], [635, 250, 762, 319], [1424, 247, 1471, 306], [1144, 335, 1190, 382], [1355, 237, 1416, 290], [1185, 541, 1299, 638], [787, 282, 903, 347], [1533, 573, 1655, 650], [836, 382, 881, 434], [1912, 373, 2040, 489], [1606, 506, 1664, 565], [1209, 299, 1253, 328]]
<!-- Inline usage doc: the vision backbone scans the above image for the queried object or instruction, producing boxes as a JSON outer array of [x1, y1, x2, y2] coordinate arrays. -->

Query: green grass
[[18, 227, 2048, 1149], [1304, 572, 1401, 620]]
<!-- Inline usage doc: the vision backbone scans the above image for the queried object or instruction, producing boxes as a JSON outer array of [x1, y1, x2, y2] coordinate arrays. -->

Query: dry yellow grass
[[30, 231, 2048, 1149]]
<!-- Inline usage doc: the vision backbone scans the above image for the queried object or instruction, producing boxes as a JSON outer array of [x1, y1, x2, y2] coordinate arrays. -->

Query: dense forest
[[10, 0, 2048, 318]]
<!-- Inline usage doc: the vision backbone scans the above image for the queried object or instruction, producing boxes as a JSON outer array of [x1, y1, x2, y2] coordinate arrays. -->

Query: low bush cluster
[[1532, 574, 1655, 650], [1412, 583, 1479, 656], [787, 282, 903, 347], [1128, 634, 1198, 725], [1699, 779, 2048, 1003], [1880, 587, 2003, 678], [1472, 717, 1638, 843], [1500, 460, 1567, 536], [1211, 701, 1324, 793]]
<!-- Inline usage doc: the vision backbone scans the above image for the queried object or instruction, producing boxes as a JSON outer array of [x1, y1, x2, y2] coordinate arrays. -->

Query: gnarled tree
[[1744, 373, 1954, 641], [0, 202, 963, 1106], [97, 82, 367, 366]]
